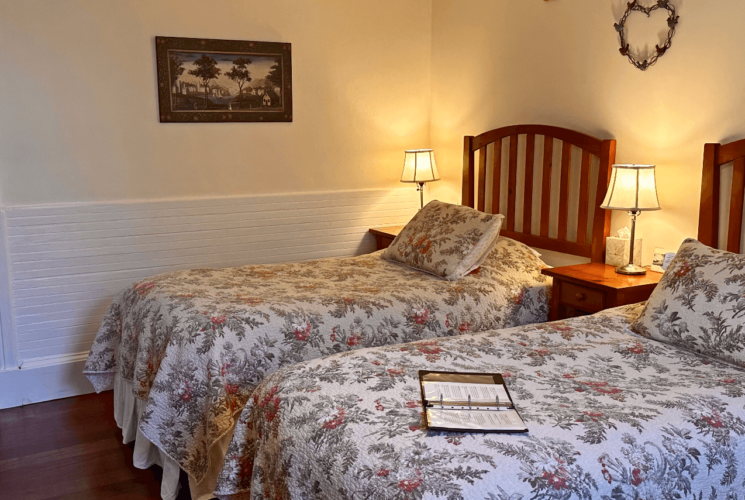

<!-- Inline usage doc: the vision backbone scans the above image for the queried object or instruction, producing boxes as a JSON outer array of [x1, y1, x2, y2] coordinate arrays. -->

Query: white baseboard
[[0, 351, 94, 409]]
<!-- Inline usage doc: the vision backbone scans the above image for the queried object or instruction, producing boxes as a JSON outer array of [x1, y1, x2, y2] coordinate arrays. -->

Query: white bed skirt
[[113, 373, 235, 500]]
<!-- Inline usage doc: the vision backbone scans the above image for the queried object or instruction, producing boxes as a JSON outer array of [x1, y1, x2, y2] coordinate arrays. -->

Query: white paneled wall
[[1, 188, 418, 370]]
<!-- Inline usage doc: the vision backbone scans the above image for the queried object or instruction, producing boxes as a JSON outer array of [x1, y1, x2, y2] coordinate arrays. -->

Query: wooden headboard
[[462, 124, 616, 263], [699, 139, 745, 253]]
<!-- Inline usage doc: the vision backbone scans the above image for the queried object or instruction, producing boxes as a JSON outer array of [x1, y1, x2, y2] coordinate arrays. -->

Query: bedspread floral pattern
[[83, 237, 549, 481], [214, 304, 745, 500], [632, 238, 745, 368]]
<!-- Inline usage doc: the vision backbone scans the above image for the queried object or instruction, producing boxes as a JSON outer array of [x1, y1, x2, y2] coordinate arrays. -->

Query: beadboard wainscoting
[[0, 188, 418, 408]]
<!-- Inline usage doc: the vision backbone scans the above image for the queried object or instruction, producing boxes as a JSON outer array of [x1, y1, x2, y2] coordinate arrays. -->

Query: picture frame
[[155, 36, 292, 123]]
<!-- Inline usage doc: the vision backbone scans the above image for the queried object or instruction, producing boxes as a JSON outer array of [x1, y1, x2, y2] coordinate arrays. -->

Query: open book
[[418, 370, 528, 433]]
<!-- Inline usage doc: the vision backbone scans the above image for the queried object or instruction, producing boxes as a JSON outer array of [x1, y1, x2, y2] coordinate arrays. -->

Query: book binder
[[418, 370, 528, 433]]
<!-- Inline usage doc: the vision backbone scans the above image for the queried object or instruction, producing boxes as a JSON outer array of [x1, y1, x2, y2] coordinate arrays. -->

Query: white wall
[[0, 0, 432, 205], [429, 0, 745, 264]]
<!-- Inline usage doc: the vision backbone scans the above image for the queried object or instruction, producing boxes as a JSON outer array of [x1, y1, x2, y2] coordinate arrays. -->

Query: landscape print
[[156, 37, 292, 122]]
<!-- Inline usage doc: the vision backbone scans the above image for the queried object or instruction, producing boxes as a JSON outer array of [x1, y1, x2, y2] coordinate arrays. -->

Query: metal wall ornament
[[614, 0, 679, 71]]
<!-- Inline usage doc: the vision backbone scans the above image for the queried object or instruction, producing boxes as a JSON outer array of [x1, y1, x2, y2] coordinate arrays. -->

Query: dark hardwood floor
[[0, 391, 191, 500]]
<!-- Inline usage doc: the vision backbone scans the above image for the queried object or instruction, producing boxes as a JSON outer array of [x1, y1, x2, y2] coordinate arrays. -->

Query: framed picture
[[155, 36, 292, 123]]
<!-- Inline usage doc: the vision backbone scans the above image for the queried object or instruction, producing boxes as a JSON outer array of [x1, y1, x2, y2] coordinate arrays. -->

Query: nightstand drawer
[[560, 282, 605, 313]]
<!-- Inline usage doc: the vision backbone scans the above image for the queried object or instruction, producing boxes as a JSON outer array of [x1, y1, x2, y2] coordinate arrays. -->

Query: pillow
[[631, 238, 745, 368], [383, 200, 504, 280]]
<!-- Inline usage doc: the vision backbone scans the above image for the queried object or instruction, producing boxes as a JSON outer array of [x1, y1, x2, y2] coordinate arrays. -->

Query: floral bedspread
[[83, 237, 549, 482], [215, 304, 745, 500]]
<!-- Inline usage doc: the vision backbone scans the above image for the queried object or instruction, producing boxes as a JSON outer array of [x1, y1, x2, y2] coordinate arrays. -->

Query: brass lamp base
[[615, 263, 647, 276]]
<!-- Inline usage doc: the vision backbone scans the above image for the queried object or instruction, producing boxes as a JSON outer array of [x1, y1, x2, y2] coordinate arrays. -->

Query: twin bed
[[84, 125, 745, 499]]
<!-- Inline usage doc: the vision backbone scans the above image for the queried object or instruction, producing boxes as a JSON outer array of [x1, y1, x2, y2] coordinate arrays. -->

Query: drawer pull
[[575, 293, 586, 301]]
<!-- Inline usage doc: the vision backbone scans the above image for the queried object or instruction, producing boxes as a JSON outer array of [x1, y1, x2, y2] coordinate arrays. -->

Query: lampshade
[[401, 149, 440, 183], [600, 164, 661, 211]]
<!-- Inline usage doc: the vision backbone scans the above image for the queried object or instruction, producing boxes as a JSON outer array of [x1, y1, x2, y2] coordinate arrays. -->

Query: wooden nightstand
[[541, 263, 663, 321], [369, 226, 404, 251]]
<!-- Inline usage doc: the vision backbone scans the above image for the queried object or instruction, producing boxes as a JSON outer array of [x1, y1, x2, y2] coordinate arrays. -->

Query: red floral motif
[[211, 315, 227, 325], [180, 381, 193, 402], [513, 289, 525, 305], [541, 470, 568, 490], [375, 399, 385, 411], [674, 261, 691, 277], [563, 373, 575, 379], [258, 386, 281, 422], [720, 378, 736, 384], [459, 321, 471, 333], [627, 342, 645, 354], [347, 335, 359, 346], [293, 322, 312, 342], [582, 410, 604, 422], [577, 380, 623, 397], [225, 383, 239, 395], [405, 400, 420, 409], [702, 413, 724, 428], [413, 308, 429, 325], [387, 368, 404, 377], [630, 467, 643, 486], [414, 340, 443, 362], [408, 425, 420, 431], [370, 360, 381, 366], [321, 407, 346, 430], [502, 372, 513, 378], [446, 436, 462, 445], [398, 471, 422, 492], [376, 469, 390, 477], [532, 347, 551, 357], [445, 314, 451, 328]]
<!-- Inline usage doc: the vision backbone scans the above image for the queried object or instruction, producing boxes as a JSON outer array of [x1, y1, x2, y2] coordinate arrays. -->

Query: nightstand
[[541, 263, 663, 321], [369, 226, 404, 251]]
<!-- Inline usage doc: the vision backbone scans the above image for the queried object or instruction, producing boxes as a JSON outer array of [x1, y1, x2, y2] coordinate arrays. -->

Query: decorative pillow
[[383, 200, 504, 280], [631, 238, 745, 368]]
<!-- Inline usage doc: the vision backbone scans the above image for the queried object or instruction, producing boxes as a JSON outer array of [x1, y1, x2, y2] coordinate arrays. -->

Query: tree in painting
[[169, 53, 185, 91], [225, 57, 252, 107], [188, 55, 221, 109], [266, 59, 282, 88]]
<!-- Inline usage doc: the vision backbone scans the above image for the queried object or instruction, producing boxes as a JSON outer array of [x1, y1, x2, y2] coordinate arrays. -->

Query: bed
[[83, 124, 616, 499], [210, 137, 745, 499]]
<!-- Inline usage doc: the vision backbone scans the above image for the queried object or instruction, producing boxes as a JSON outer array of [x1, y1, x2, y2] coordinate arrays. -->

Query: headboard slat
[[523, 134, 536, 234], [590, 139, 615, 264], [558, 141, 572, 241], [463, 124, 615, 262], [491, 140, 502, 215], [727, 158, 745, 253], [477, 146, 487, 212], [462, 136, 475, 209], [506, 135, 519, 232], [577, 150, 592, 245], [698, 143, 720, 248], [540, 137, 554, 239]]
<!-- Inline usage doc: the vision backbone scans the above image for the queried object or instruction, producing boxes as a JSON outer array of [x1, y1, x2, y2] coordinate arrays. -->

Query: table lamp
[[600, 164, 661, 275], [401, 149, 440, 209]]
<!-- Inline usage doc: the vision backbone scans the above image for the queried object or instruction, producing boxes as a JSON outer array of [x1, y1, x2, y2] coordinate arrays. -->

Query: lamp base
[[615, 263, 647, 276]]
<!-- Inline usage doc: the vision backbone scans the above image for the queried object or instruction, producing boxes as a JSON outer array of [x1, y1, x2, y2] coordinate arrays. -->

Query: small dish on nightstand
[[541, 263, 663, 321]]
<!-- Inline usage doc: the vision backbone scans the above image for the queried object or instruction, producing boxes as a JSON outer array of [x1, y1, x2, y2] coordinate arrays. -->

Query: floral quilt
[[214, 304, 745, 500], [83, 237, 549, 482]]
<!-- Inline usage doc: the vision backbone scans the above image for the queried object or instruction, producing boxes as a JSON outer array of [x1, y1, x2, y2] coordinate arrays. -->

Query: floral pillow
[[383, 200, 504, 280], [631, 238, 745, 368]]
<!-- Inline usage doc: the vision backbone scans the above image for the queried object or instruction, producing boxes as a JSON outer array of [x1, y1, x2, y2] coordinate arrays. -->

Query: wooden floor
[[0, 391, 191, 500]]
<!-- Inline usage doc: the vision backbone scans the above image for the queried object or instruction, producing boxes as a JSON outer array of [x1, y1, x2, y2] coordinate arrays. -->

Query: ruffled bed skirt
[[113, 374, 235, 500]]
